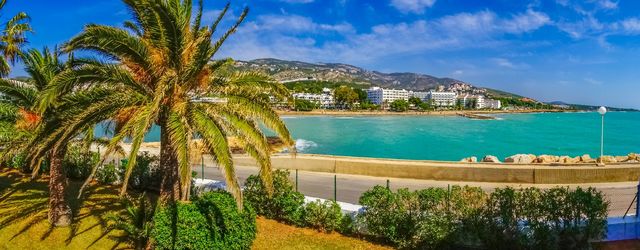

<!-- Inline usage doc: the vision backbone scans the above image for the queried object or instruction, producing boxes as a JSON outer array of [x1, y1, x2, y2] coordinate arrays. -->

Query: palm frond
[[192, 107, 242, 208]]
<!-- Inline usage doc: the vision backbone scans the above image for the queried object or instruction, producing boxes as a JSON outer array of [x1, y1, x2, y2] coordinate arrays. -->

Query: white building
[[292, 89, 335, 109], [484, 99, 502, 109], [459, 94, 501, 109], [366, 87, 409, 105], [409, 91, 430, 102], [427, 91, 457, 107]]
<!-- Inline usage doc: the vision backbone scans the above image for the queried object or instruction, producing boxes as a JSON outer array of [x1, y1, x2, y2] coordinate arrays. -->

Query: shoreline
[[276, 109, 576, 117]]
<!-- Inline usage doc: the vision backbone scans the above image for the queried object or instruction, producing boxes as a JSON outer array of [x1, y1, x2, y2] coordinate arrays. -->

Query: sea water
[[97, 112, 640, 161]]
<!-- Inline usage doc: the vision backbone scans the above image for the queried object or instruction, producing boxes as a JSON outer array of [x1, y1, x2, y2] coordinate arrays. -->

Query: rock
[[572, 156, 581, 163], [536, 155, 559, 164], [504, 154, 535, 164], [628, 153, 638, 161], [460, 157, 478, 163], [616, 156, 629, 162], [597, 155, 617, 164], [482, 155, 501, 163], [558, 156, 578, 164], [579, 154, 595, 163]]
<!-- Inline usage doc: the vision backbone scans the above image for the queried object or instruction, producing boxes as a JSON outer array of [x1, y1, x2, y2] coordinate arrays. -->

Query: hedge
[[358, 186, 608, 250]]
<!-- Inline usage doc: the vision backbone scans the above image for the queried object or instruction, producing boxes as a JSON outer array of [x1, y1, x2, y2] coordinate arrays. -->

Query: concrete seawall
[[233, 154, 640, 184]]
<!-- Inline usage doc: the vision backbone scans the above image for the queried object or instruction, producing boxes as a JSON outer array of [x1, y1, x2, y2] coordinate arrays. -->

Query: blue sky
[[5, 0, 640, 108]]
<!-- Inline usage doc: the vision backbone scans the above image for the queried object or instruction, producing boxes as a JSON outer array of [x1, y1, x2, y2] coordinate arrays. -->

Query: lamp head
[[598, 106, 607, 115]]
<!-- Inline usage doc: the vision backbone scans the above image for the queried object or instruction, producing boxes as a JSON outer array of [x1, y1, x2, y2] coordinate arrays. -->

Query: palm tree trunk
[[48, 146, 72, 226], [159, 117, 182, 205]]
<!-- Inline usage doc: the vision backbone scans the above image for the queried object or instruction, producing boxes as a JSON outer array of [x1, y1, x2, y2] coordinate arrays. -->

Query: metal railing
[[623, 179, 640, 219]]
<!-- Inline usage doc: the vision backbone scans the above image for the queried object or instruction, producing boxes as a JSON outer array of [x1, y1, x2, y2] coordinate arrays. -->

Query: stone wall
[[232, 154, 640, 184]]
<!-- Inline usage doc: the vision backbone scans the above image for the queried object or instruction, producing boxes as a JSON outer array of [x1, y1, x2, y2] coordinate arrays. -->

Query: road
[[192, 164, 638, 217]]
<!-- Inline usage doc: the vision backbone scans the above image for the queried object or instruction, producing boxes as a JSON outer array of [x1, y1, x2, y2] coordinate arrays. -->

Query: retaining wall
[[233, 154, 640, 184]]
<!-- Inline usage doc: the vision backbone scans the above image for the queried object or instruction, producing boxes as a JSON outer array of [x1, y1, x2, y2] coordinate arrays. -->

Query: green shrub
[[152, 190, 256, 250], [106, 194, 154, 250], [302, 200, 342, 232], [152, 202, 212, 250], [96, 161, 118, 184], [293, 99, 318, 111], [63, 145, 98, 180], [195, 191, 256, 249], [358, 186, 454, 249], [477, 187, 526, 249], [357, 185, 608, 250], [338, 213, 355, 235], [243, 169, 304, 225], [478, 187, 608, 250], [389, 99, 409, 112], [10, 152, 29, 173], [120, 152, 161, 191], [448, 186, 487, 248]]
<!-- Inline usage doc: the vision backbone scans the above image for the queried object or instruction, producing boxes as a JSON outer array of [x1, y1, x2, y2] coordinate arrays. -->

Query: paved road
[[192, 163, 639, 217]]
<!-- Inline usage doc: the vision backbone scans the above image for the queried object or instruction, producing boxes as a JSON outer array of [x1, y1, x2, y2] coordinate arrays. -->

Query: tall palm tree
[[0, 0, 32, 76], [33, 0, 294, 207], [0, 47, 81, 226]]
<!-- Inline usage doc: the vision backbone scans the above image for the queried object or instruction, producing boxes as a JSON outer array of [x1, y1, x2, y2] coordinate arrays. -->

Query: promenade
[[193, 163, 638, 217]]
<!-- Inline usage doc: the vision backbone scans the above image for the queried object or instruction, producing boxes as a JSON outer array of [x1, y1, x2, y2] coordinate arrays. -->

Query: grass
[[0, 169, 127, 250], [253, 217, 391, 250], [0, 168, 391, 250]]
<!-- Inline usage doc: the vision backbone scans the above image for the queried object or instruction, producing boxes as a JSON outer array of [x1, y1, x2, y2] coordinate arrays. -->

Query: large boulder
[[597, 155, 617, 164], [627, 153, 639, 163], [482, 155, 501, 163], [558, 156, 578, 164], [580, 154, 595, 163], [536, 155, 559, 164], [460, 157, 478, 163], [616, 156, 629, 162], [504, 154, 536, 164]]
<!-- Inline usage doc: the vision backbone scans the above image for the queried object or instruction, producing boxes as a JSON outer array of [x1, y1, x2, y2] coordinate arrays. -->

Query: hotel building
[[427, 91, 457, 107], [366, 87, 409, 105], [292, 88, 335, 108]]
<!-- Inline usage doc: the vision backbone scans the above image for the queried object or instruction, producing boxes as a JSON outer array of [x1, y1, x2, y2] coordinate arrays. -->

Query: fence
[[192, 159, 640, 218]]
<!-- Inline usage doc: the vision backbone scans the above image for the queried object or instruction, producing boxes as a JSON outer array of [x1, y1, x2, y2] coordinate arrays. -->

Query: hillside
[[232, 58, 522, 98], [546, 101, 638, 112]]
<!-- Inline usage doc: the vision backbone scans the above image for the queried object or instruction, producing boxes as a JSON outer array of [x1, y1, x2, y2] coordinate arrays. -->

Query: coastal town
[[290, 83, 502, 111]]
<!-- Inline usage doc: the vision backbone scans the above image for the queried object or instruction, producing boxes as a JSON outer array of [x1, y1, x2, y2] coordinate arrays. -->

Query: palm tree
[[34, 0, 294, 207], [0, 47, 82, 226], [0, 0, 32, 76]]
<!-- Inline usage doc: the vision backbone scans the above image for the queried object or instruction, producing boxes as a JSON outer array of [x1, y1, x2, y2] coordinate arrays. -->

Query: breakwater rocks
[[457, 113, 496, 120], [460, 153, 640, 164]]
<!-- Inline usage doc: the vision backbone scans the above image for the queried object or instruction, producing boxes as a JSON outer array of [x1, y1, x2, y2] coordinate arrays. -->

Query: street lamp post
[[598, 106, 607, 165]]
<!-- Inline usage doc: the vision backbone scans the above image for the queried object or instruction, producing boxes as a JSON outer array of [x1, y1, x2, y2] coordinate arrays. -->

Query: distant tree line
[[493, 97, 554, 109]]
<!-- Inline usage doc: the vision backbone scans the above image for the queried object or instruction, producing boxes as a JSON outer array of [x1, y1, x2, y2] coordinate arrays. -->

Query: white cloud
[[584, 77, 603, 85], [596, 0, 618, 10], [491, 58, 529, 70], [503, 9, 552, 33], [620, 18, 640, 34], [390, 0, 436, 14], [557, 15, 604, 39], [555, 0, 617, 15], [436, 10, 550, 36], [247, 15, 355, 34], [218, 10, 550, 64], [556, 15, 640, 46]]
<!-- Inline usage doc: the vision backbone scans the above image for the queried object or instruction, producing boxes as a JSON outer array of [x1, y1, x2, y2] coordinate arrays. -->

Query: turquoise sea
[[105, 112, 640, 161], [278, 112, 639, 161]]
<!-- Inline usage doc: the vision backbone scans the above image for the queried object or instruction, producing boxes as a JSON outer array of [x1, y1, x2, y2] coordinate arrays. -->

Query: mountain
[[232, 58, 522, 99]]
